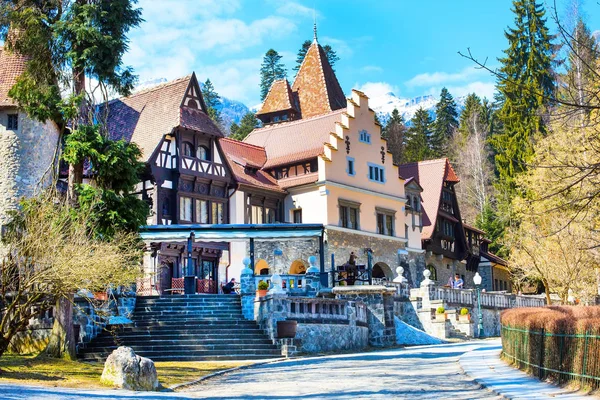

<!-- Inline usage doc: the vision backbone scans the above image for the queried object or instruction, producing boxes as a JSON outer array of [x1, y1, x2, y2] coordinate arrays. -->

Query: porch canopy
[[140, 223, 327, 287]]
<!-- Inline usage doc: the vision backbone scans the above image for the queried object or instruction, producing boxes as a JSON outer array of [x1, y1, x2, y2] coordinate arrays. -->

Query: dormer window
[[183, 142, 194, 157], [197, 145, 210, 161]]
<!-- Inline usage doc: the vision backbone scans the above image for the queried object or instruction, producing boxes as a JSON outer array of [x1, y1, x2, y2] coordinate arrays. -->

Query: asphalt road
[[0, 341, 502, 400]]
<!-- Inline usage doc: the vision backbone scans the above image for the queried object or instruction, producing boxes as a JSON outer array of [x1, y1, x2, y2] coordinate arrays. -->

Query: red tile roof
[[291, 40, 346, 119], [105, 74, 223, 160], [244, 108, 345, 169], [0, 46, 27, 108], [219, 138, 284, 193], [398, 158, 461, 240], [256, 79, 296, 116]]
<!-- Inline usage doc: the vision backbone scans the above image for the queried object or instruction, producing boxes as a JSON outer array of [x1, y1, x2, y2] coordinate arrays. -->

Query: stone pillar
[[240, 258, 256, 320], [478, 259, 493, 292], [305, 255, 321, 297], [332, 286, 396, 347], [419, 269, 435, 310]]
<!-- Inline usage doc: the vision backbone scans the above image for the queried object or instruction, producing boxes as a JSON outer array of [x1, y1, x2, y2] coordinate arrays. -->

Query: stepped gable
[[244, 108, 345, 169], [398, 158, 460, 240], [219, 138, 284, 193], [292, 39, 346, 119], [105, 73, 223, 161], [0, 46, 28, 107], [256, 79, 297, 117]]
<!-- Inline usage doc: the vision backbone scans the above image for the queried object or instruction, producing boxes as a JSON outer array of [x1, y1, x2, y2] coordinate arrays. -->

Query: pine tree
[[230, 112, 260, 141], [293, 40, 340, 73], [491, 0, 555, 200], [201, 78, 222, 124], [405, 108, 433, 163], [260, 49, 286, 101], [458, 93, 482, 138], [431, 88, 458, 157], [383, 108, 407, 165]]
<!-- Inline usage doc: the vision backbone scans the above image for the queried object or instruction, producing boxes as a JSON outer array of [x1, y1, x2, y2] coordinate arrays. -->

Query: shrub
[[436, 306, 445, 314], [460, 307, 469, 316], [257, 281, 269, 291]]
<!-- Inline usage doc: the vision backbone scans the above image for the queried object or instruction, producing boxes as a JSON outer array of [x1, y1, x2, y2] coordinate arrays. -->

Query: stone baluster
[[305, 255, 321, 297], [240, 258, 256, 320]]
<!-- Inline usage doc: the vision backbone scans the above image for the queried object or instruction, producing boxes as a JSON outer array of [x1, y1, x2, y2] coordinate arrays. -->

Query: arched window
[[183, 142, 194, 157], [427, 265, 437, 281], [197, 145, 211, 161]]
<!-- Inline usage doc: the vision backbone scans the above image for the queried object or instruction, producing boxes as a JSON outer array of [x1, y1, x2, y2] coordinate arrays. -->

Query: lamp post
[[473, 272, 484, 338]]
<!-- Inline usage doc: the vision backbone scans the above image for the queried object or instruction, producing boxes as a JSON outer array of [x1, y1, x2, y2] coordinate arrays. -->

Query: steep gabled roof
[[291, 40, 346, 119], [0, 46, 27, 108], [105, 73, 222, 160], [219, 138, 284, 193], [256, 79, 296, 116], [244, 108, 345, 169], [398, 158, 461, 240]]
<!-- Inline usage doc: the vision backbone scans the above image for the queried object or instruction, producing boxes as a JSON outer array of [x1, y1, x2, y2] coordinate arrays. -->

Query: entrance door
[[197, 259, 217, 293]]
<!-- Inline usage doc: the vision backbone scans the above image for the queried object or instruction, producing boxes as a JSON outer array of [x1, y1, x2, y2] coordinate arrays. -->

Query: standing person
[[452, 273, 464, 289], [222, 278, 236, 294]]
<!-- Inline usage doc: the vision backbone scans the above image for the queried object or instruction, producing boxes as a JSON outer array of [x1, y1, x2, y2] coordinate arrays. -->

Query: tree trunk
[[542, 278, 552, 306], [67, 63, 86, 206], [45, 295, 76, 360], [67, 161, 83, 206], [0, 336, 10, 358]]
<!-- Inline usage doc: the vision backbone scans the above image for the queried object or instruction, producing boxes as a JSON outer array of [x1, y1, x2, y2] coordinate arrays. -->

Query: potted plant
[[277, 320, 298, 338], [257, 280, 269, 297], [94, 291, 108, 301], [458, 307, 470, 322], [435, 306, 446, 321]]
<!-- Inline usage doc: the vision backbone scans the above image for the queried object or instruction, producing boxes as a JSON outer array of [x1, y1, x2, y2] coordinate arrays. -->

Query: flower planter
[[435, 313, 447, 321], [277, 320, 298, 338], [458, 314, 471, 323], [257, 289, 268, 298]]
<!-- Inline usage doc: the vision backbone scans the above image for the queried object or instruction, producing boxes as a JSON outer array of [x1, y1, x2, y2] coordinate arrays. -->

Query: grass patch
[[0, 354, 251, 389]]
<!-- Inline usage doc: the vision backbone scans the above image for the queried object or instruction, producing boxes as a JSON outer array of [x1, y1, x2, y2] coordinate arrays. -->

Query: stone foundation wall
[[255, 239, 319, 275], [295, 323, 368, 353], [325, 229, 425, 286]]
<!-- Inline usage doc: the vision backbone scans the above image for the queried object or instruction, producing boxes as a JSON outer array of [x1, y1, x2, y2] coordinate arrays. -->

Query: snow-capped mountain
[[370, 92, 466, 126]]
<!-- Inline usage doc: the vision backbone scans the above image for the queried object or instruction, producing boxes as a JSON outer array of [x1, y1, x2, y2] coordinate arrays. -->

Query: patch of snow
[[108, 316, 133, 325], [395, 316, 443, 346]]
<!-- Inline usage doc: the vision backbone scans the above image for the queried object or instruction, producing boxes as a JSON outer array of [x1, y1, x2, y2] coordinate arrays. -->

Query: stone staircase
[[79, 294, 282, 362]]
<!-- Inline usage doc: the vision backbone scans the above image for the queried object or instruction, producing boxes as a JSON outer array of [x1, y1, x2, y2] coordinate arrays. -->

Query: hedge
[[501, 306, 600, 389]]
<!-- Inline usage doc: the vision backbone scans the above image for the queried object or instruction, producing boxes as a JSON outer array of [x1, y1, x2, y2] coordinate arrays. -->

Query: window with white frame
[[368, 163, 385, 183], [359, 129, 371, 144], [179, 196, 193, 221]]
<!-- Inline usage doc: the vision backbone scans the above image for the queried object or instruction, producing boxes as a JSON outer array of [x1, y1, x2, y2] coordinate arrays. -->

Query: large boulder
[[100, 346, 159, 391]]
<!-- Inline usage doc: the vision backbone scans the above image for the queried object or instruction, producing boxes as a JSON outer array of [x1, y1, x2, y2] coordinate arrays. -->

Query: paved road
[[1, 341, 501, 400]]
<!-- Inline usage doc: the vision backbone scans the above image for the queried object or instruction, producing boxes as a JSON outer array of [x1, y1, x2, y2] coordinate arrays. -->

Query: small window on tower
[[7, 114, 18, 130]]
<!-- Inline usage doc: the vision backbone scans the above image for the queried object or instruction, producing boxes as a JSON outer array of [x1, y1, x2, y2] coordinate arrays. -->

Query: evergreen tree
[[260, 49, 286, 101], [293, 40, 340, 73], [491, 0, 555, 201], [230, 112, 260, 141], [383, 108, 407, 165], [431, 87, 458, 157], [405, 107, 433, 163], [458, 93, 482, 138], [201, 79, 222, 124], [475, 201, 505, 257]]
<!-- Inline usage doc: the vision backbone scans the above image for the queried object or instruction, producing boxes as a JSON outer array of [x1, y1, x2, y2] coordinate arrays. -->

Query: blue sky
[[123, 0, 600, 106]]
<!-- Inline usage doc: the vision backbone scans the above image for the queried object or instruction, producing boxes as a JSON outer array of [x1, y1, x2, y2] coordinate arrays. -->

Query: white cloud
[[361, 65, 383, 74], [446, 82, 496, 100], [138, 0, 241, 20], [405, 66, 488, 88], [276, 1, 315, 17], [321, 36, 352, 57]]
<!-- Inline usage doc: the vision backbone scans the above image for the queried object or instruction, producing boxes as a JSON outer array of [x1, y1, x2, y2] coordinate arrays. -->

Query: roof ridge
[[249, 108, 346, 135], [109, 75, 192, 104], [221, 137, 266, 151]]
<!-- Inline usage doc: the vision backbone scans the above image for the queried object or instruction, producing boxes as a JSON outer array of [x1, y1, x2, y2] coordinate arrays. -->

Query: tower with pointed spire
[[256, 29, 346, 125]]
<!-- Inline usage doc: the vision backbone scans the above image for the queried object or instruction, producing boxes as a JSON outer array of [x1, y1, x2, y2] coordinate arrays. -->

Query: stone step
[[80, 353, 281, 362], [119, 326, 263, 334], [93, 331, 268, 340], [127, 320, 257, 328], [88, 337, 274, 346], [81, 343, 279, 353], [134, 305, 242, 311], [81, 348, 282, 358], [131, 311, 244, 318]]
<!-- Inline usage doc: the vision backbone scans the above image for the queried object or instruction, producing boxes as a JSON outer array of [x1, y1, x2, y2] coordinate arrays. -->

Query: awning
[[140, 223, 325, 243]]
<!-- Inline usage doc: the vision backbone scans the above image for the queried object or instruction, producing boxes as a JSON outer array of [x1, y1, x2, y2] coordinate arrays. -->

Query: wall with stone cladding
[[333, 286, 396, 347], [295, 323, 368, 353], [0, 110, 60, 258], [326, 228, 426, 286], [255, 239, 319, 275]]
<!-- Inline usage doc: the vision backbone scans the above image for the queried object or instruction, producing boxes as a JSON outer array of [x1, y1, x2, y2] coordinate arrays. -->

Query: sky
[[123, 0, 600, 107]]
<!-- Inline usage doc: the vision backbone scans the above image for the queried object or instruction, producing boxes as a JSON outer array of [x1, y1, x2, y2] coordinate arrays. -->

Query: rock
[[100, 346, 159, 391]]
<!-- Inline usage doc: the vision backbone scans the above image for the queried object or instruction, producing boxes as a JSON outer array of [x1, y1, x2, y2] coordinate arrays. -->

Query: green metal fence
[[501, 325, 600, 389]]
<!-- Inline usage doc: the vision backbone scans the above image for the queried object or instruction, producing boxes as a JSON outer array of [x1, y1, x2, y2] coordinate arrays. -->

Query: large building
[[103, 35, 425, 293], [0, 44, 60, 258]]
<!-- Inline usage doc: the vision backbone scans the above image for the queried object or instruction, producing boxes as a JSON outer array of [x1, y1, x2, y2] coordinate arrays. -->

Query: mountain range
[[135, 79, 466, 132]]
